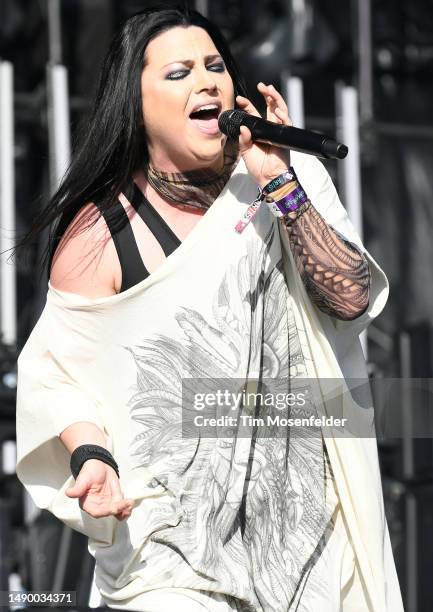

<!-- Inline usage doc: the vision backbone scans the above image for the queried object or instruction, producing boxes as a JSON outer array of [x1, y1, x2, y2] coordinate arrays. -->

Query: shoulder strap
[[95, 198, 150, 292], [128, 183, 182, 257]]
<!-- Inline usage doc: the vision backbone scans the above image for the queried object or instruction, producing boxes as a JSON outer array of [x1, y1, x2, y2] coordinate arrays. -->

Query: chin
[[190, 141, 225, 164], [183, 125, 224, 154]]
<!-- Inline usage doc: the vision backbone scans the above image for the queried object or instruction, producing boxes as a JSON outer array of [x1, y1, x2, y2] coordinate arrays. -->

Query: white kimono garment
[[15, 152, 404, 612]]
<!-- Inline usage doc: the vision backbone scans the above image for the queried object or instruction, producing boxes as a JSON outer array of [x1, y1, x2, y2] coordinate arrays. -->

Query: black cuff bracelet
[[70, 444, 119, 480]]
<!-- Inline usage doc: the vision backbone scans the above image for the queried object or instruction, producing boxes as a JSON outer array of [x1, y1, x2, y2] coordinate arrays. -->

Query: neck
[[148, 150, 225, 175], [141, 140, 240, 211]]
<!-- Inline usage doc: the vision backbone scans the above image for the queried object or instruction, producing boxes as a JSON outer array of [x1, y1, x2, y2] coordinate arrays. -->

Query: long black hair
[[11, 2, 249, 280]]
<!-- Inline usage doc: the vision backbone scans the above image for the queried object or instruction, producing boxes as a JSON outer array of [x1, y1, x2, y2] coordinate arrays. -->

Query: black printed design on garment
[[124, 225, 337, 612]]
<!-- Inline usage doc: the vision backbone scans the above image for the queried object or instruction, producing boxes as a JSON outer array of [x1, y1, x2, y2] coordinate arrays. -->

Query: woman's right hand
[[65, 459, 135, 521]]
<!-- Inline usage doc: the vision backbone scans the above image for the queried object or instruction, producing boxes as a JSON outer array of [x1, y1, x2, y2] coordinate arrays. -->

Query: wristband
[[266, 179, 298, 201], [70, 444, 119, 480], [234, 167, 302, 234], [261, 168, 297, 196], [265, 185, 309, 217], [282, 199, 312, 224], [234, 188, 263, 234]]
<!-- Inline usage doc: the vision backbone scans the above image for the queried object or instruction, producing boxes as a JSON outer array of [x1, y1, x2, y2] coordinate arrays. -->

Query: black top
[[96, 182, 182, 293]]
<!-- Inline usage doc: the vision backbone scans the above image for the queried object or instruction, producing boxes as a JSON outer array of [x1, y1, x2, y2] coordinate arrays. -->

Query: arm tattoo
[[280, 201, 371, 321]]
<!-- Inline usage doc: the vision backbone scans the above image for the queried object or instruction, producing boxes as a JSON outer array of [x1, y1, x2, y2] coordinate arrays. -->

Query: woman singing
[[15, 4, 403, 611]]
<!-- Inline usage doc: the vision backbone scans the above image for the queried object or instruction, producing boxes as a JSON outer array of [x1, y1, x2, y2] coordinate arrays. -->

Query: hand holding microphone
[[233, 82, 294, 189], [221, 82, 348, 189]]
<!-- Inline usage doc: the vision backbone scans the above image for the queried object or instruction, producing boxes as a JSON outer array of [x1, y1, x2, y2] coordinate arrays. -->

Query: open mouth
[[189, 105, 221, 135], [189, 107, 220, 121]]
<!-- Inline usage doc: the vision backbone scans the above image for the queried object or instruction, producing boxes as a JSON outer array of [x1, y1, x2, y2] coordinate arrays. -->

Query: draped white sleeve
[[15, 301, 116, 545]]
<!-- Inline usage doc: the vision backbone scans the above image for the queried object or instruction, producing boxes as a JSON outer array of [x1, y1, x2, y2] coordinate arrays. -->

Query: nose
[[194, 66, 218, 93]]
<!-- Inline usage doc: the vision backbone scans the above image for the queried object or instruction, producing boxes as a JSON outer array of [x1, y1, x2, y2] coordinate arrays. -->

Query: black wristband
[[261, 168, 297, 196], [70, 444, 119, 480]]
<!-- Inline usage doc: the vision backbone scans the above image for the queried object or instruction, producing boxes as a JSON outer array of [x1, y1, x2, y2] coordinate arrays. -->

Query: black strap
[[96, 182, 183, 293], [128, 182, 182, 256], [96, 197, 150, 292]]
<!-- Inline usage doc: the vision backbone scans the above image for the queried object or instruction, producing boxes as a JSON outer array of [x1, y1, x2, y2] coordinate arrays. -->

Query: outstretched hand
[[65, 459, 135, 521], [236, 82, 293, 189]]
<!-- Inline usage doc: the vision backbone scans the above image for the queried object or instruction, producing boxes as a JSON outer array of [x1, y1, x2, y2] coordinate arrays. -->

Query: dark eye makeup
[[166, 62, 226, 81]]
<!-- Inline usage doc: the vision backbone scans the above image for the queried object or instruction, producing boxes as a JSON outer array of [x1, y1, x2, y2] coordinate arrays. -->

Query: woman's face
[[141, 26, 235, 173]]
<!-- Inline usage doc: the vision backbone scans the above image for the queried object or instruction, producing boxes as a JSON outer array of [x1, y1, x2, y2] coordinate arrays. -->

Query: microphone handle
[[243, 115, 348, 160]]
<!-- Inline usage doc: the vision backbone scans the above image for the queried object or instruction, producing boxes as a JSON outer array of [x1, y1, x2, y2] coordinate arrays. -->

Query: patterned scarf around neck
[[145, 140, 240, 211]]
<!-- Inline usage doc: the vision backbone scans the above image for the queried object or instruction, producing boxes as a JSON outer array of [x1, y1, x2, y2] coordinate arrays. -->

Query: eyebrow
[[161, 54, 223, 69]]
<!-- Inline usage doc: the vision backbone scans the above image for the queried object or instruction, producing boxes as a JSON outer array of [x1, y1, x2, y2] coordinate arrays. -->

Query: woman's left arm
[[235, 82, 370, 321], [279, 201, 371, 321]]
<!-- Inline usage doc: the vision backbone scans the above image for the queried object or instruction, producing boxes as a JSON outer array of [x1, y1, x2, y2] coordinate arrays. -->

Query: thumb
[[238, 125, 252, 152], [65, 478, 89, 498]]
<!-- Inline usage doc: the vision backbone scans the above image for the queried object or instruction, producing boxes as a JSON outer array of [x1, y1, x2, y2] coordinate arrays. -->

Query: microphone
[[218, 109, 348, 160]]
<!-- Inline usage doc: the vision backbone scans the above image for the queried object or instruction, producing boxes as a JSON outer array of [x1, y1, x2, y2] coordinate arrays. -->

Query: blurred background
[[0, 0, 432, 610]]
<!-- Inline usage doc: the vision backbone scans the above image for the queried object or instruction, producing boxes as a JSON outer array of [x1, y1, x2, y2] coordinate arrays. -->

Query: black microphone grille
[[218, 109, 247, 139]]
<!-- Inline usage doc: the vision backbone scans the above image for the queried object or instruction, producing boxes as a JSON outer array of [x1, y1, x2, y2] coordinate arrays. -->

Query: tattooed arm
[[279, 200, 371, 321]]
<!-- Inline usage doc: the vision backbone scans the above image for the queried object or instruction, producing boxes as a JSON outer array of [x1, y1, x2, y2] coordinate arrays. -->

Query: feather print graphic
[[124, 224, 337, 611]]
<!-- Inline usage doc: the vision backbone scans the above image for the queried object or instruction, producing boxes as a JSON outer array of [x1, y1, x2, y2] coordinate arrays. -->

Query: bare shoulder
[[49, 202, 121, 299]]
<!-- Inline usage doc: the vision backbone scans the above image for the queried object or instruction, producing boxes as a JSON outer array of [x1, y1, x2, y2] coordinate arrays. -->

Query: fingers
[[109, 476, 123, 502], [237, 85, 293, 127], [80, 494, 134, 520], [236, 84, 291, 153], [236, 94, 261, 118], [114, 497, 135, 521], [71, 473, 136, 520], [235, 94, 256, 151], [257, 82, 292, 126], [115, 505, 133, 521], [109, 477, 134, 519], [238, 124, 253, 152], [258, 82, 288, 112]]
